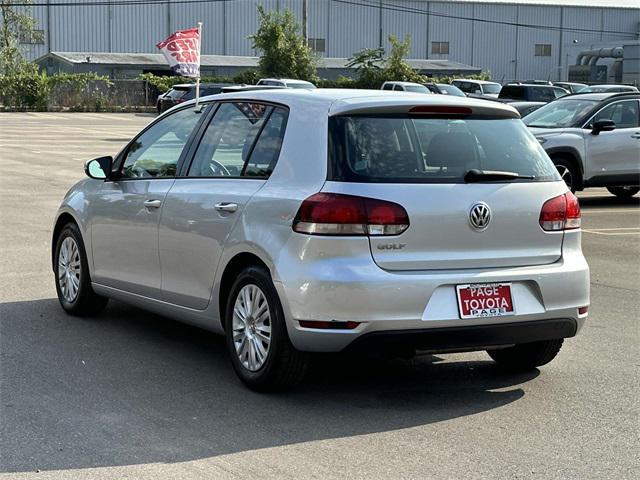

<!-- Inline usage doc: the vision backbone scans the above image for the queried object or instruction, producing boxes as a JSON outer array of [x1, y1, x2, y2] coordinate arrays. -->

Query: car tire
[[551, 156, 580, 193], [486, 339, 563, 370], [606, 186, 639, 199], [225, 266, 309, 391], [54, 222, 108, 316]]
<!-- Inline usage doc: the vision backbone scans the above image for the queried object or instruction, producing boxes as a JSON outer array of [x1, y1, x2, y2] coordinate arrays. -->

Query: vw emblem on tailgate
[[469, 202, 491, 231]]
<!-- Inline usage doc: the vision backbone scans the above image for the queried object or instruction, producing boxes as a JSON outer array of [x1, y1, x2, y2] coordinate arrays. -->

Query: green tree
[[0, 0, 43, 74], [346, 47, 385, 88], [383, 35, 424, 83], [250, 6, 318, 82]]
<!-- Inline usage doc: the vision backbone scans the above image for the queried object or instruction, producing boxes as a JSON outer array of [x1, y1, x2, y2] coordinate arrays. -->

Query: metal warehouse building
[[22, 0, 640, 82]]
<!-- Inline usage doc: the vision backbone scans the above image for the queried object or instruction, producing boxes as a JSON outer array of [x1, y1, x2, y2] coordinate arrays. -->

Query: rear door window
[[532, 87, 556, 102], [328, 115, 559, 183], [187, 102, 288, 178]]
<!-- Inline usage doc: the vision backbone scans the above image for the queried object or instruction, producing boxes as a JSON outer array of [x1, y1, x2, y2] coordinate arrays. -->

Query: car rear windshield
[[166, 87, 191, 99], [482, 84, 501, 94], [328, 115, 559, 183], [499, 86, 525, 99]]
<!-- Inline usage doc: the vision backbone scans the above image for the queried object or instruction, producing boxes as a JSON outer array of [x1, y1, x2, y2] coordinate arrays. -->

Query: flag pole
[[195, 21, 203, 110]]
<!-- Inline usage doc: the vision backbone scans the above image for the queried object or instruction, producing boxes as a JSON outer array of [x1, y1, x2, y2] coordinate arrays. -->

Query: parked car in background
[[523, 80, 553, 85], [451, 79, 502, 98], [524, 92, 640, 197], [578, 84, 639, 93], [222, 85, 286, 93], [53, 89, 589, 390], [381, 81, 431, 93], [156, 83, 229, 113], [553, 82, 587, 94], [256, 78, 317, 88], [499, 83, 569, 102], [509, 101, 546, 117], [423, 83, 466, 96]]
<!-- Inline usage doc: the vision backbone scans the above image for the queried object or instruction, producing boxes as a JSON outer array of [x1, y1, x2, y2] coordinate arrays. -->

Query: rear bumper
[[344, 318, 577, 354], [273, 230, 589, 353]]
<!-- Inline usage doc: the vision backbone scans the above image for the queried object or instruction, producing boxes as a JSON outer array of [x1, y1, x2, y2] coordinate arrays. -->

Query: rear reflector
[[293, 193, 409, 236], [539, 192, 581, 231], [578, 306, 588, 315], [299, 320, 361, 330]]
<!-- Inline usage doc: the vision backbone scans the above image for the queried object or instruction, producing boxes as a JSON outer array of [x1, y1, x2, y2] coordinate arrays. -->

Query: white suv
[[451, 79, 502, 98], [381, 81, 431, 94], [525, 92, 640, 197]]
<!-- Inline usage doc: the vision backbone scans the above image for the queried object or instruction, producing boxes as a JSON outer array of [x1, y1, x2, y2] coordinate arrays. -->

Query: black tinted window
[[243, 108, 287, 177], [532, 87, 556, 102], [500, 86, 525, 100], [328, 116, 559, 183]]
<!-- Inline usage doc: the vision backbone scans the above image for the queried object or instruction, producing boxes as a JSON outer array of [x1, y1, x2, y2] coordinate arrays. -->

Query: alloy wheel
[[232, 284, 272, 371], [556, 164, 573, 190], [58, 236, 81, 303]]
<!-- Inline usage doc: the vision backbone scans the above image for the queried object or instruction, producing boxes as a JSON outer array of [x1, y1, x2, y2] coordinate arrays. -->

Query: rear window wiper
[[464, 169, 535, 183]]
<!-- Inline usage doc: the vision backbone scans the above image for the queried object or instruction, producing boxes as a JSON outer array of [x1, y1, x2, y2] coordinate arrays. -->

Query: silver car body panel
[[54, 89, 590, 351]]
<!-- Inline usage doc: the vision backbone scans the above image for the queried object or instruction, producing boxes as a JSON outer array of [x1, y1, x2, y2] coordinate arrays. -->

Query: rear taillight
[[293, 193, 409, 236], [539, 192, 581, 231]]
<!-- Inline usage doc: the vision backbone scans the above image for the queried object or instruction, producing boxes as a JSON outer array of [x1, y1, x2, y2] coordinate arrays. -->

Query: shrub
[[0, 65, 50, 109]]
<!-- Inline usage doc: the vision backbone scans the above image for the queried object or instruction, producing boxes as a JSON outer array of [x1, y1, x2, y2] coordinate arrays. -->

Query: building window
[[431, 41, 449, 55], [535, 44, 552, 57], [19, 29, 45, 45], [307, 38, 326, 53]]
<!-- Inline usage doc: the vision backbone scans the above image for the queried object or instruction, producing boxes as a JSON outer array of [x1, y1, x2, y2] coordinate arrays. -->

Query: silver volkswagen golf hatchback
[[52, 89, 590, 390]]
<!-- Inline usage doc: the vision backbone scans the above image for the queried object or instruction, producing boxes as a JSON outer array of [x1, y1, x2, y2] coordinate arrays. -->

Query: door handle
[[143, 199, 162, 209], [214, 202, 239, 213], [631, 132, 640, 139]]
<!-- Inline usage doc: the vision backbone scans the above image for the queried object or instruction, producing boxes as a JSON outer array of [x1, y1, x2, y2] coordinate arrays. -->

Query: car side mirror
[[591, 119, 616, 135], [84, 156, 113, 180]]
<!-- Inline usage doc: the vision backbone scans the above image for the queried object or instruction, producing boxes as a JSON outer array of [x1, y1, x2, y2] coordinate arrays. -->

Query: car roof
[[190, 88, 519, 118], [259, 78, 314, 84], [555, 92, 639, 101], [505, 83, 559, 88], [383, 81, 424, 86], [587, 84, 637, 88], [452, 79, 500, 85], [172, 83, 228, 88]]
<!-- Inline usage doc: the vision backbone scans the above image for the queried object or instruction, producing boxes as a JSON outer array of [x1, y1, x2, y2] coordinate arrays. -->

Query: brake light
[[409, 105, 472, 115], [539, 192, 581, 231], [293, 193, 409, 236]]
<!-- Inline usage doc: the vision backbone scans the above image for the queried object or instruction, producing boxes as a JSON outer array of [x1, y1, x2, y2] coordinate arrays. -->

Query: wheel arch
[[546, 147, 584, 190], [51, 211, 81, 271], [217, 252, 271, 331]]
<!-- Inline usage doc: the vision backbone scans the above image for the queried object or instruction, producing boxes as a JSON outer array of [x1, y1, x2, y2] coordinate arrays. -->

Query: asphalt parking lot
[[0, 112, 638, 480]]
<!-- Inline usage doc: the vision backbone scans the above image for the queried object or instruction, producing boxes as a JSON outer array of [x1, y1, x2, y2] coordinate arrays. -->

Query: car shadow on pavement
[[578, 194, 639, 208], [1, 298, 538, 473]]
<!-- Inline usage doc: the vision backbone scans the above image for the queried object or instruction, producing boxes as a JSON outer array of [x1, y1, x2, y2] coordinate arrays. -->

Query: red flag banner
[[156, 27, 200, 78]]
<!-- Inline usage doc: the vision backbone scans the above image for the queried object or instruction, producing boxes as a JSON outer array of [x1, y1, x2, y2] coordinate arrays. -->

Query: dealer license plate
[[456, 283, 514, 319]]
